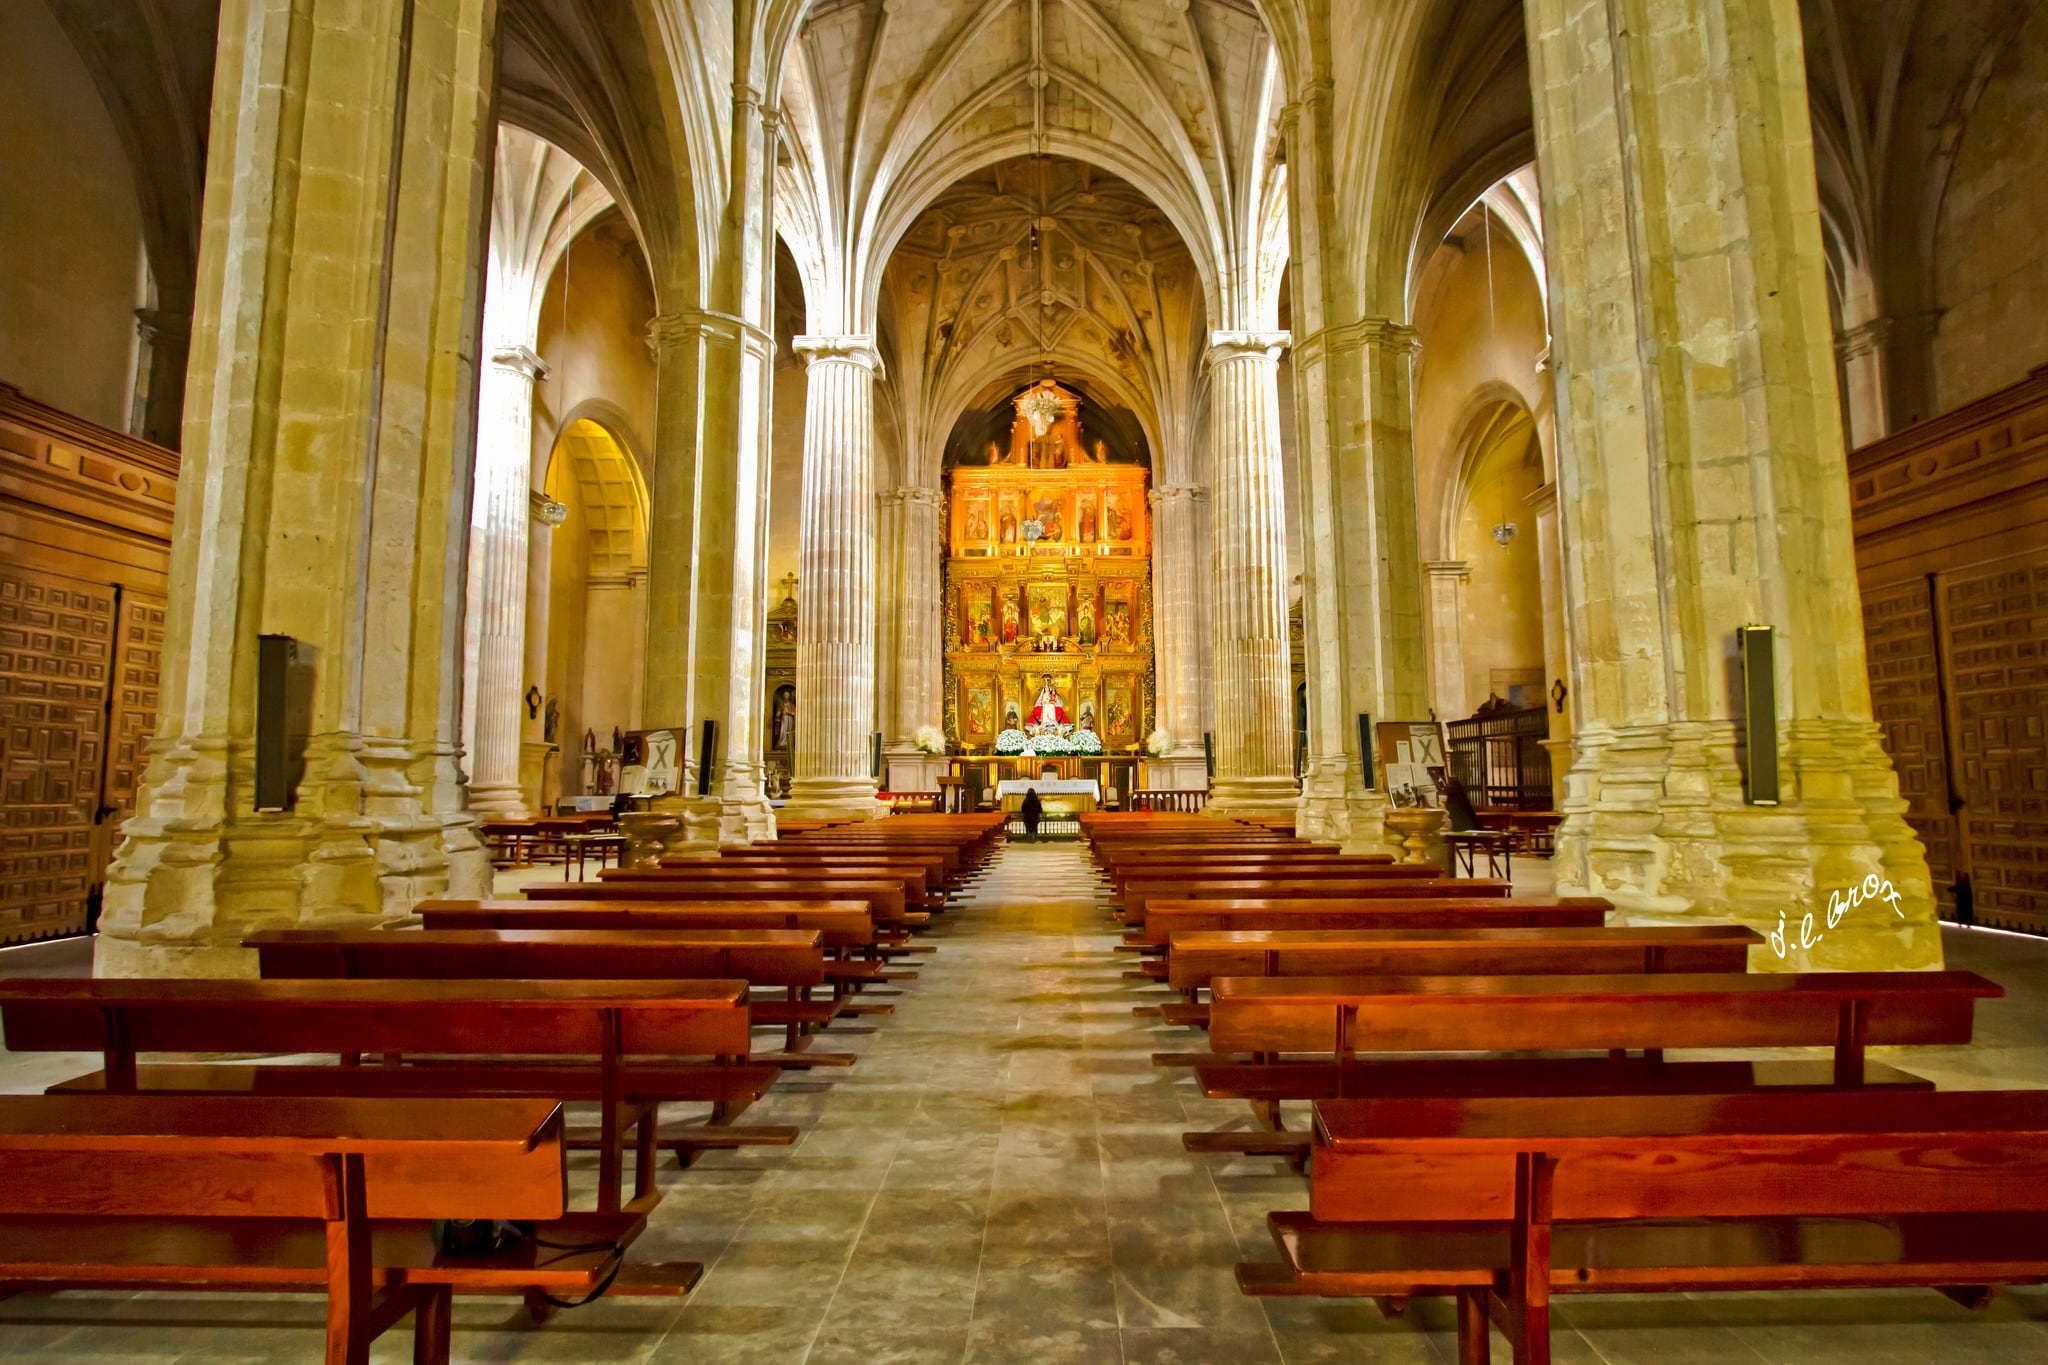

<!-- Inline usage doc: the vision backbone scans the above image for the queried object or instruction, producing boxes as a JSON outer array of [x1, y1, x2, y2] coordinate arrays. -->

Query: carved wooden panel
[[1861, 578, 1956, 912], [1942, 552, 2048, 934], [104, 591, 165, 821], [0, 566, 114, 944]]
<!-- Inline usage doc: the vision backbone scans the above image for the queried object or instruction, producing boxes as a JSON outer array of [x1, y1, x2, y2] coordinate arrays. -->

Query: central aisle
[[624, 838, 1326, 1363]]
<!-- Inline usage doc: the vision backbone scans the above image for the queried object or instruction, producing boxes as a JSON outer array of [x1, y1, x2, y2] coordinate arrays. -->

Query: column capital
[[647, 309, 774, 362], [1524, 481, 1560, 516], [134, 307, 192, 345], [1291, 318, 1419, 368], [1423, 559, 1470, 582], [1149, 482, 1209, 507], [491, 344, 548, 381], [1834, 316, 1892, 362], [794, 333, 885, 376], [1206, 330, 1290, 366], [530, 489, 568, 525], [882, 484, 945, 509]]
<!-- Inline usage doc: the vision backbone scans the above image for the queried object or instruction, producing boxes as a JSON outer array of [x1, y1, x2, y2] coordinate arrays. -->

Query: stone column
[[1528, 0, 1941, 968], [881, 485, 945, 790], [784, 335, 885, 818], [1834, 318, 1891, 450], [1527, 482, 1574, 805], [99, 0, 500, 976], [1147, 482, 1211, 787], [1205, 332, 1299, 814], [466, 346, 546, 817], [1291, 320, 1430, 851], [1424, 561, 1469, 716]]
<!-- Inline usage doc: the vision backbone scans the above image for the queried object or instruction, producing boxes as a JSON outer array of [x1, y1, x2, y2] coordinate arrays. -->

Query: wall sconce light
[[1550, 677, 1568, 714]]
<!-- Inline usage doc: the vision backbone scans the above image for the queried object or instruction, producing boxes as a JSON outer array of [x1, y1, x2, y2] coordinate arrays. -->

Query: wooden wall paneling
[[1861, 578, 1958, 913], [1939, 553, 2048, 935], [0, 566, 116, 943]]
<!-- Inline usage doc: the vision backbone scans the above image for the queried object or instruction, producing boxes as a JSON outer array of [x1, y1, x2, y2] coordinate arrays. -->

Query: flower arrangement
[[1145, 728, 1174, 757], [994, 728, 1029, 755], [913, 725, 947, 755], [1070, 729, 1105, 755]]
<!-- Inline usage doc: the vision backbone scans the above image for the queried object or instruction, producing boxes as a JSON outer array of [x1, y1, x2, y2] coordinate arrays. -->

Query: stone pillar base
[[883, 751, 948, 794], [1141, 756, 1210, 793], [1554, 720, 1944, 972], [1296, 785, 1401, 856], [468, 784, 527, 820], [1206, 774, 1301, 820], [782, 776, 886, 822]]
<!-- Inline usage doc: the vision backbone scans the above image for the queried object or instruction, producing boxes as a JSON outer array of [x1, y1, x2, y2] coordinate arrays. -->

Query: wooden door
[[1940, 553, 2048, 933], [1863, 577, 1959, 912], [0, 566, 115, 943]]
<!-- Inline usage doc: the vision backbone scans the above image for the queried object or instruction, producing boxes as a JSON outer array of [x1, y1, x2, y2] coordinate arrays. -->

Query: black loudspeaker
[[697, 719, 717, 797], [255, 634, 315, 813], [1740, 626, 1779, 806], [1202, 732, 1214, 779], [872, 732, 884, 781], [1357, 713, 1375, 788]]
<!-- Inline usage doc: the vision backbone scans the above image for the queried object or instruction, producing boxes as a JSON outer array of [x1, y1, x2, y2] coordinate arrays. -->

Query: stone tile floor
[[0, 842, 2045, 1361]]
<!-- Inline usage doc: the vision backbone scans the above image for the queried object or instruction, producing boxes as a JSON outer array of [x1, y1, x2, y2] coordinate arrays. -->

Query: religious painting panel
[[1105, 491, 1135, 543], [1077, 494, 1100, 544], [960, 498, 991, 550], [962, 581, 995, 649], [1000, 686, 1023, 733], [1101, 581, 1136, 649], [1026, 583, 1069, 643], [1032, 488, 1066, 542], [964, 679, 996, 744], [998, 494, 1020, 545], [1104, 678, 1137, 743], [999, 585, 1021, 645], [1075, 586, 1099, 646], [1075, 688, 1101, 736]]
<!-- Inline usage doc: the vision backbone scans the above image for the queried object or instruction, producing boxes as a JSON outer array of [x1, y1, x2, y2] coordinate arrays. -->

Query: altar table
[[996, 777, 1102, 814]]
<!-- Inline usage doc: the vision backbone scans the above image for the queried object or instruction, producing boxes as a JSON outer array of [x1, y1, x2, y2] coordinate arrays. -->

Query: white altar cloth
[[996, 777, 1102, 813]]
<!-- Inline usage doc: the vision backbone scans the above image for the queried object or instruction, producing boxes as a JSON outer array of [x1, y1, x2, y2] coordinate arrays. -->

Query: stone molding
[[1834, 316, 1892, 363], [1423, 559, 1470, 581], [883, 484, 945, 508], [491, 344, 548, 380], [1206, 330, 1290, 366], [646, 309, 774, 361], [1291, 318, 1419, 369], [1148, 482, 1209, 506], [794, 333, 885, 376]]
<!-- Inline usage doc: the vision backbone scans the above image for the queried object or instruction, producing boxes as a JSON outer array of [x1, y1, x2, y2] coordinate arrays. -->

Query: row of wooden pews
[[1085, 811, 2048, 1364], [0, 812, 1001, 1363]]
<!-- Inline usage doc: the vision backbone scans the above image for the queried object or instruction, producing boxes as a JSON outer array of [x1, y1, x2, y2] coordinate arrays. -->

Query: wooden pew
[[0, 1094, 691, 1363], [1159, 925, 1762, 1023], [0, 979, 768, 1214], [1120, 873, 1456, 926], [1103, 856, 1403, 899], [1243, 1090, 2048, 1365], [1179, 970, 1999, 1157], [524, 878, 915, 928], [414, 900, 901, 1004], [1128, 891, 1571, 948], [602, 863, 935, 913], [245, 928, 846, 1059]]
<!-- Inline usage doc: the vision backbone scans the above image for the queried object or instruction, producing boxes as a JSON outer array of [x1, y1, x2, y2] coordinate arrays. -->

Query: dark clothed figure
[[1021, 788, 1043, 840]]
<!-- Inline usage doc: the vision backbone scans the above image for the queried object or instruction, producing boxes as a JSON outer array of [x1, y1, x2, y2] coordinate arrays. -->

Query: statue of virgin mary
[[1025, 678, 1068, 730]]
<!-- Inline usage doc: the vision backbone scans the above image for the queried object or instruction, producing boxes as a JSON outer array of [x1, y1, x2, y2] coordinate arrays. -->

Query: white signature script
[[1769, 875, 1906, 959]]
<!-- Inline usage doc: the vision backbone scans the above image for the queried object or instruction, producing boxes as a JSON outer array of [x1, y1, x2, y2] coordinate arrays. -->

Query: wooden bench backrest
[[1128, 881, 1516, 924], [416, 900, 875, 946], [1311, 1090, 2048, 1224], [523, 880, 907, 919], [1145, 901, 1601, 938], [607, 864, 928, 901], [1167, 926, 1761, 990], [1208, 970, 2000, 1056], [0, 979, 754, 1060], [0, 1095, 566, 1222], [247, 928, 827, 988]]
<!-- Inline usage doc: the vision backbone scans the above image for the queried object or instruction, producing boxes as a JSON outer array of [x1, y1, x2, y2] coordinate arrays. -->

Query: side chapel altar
[[943, 380, 1155, 758]]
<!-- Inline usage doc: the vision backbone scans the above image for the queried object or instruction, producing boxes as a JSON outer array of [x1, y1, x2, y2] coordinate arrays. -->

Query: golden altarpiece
[[942, 382, 1154, 761]]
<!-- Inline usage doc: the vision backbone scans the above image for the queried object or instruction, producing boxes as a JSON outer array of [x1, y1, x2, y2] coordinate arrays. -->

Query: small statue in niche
[[1090, 439, 1110, 465], [999, 501, 1018, 543], [543, 697, 560, 744]]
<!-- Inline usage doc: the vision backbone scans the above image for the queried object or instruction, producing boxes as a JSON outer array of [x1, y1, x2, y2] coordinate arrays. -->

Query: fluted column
[[1148, 482, 1211, 783], [1205, 332, 1299, 813], [887, 485, 945, 742], [467, 346, 545, 816], [785, 335, 885, 818], [1424, 561, 1469, 716]]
